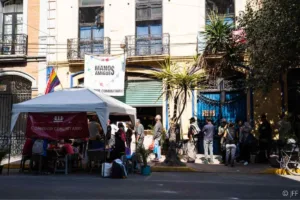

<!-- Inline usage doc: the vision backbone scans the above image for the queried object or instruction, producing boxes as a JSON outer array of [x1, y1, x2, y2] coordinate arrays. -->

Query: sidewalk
[[2, 154, 290, 175]]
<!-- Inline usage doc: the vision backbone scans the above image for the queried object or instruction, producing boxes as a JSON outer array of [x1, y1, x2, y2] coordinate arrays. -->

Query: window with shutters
[[79, 2, 104, 56], [206, 0, 235, 25], [0, 0, 27, 55], [136, 0, 162, 21], [135, 0, 163, 56]]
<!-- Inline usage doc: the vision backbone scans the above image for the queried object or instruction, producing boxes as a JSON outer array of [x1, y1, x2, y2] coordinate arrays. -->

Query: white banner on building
[[84, 55, 125, 96]]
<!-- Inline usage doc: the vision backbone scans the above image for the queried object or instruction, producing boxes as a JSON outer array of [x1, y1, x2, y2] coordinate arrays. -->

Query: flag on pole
[[45, 68, 61, 94]]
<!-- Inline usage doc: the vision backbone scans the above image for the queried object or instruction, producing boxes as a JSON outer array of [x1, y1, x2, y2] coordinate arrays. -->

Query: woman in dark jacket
[[126, 122, 133, 151], [112, 123, 126, 159]]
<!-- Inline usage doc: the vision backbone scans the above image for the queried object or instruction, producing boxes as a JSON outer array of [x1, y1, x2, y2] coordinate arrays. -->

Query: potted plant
[[136, 145, 151, 176], [0, 149, 8, 174]]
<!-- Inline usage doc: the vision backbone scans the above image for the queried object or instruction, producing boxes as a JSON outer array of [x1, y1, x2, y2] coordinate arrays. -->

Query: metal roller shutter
[[114, 80, 163, 107]]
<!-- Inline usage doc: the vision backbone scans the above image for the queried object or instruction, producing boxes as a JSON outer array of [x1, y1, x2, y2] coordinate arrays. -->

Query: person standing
[[112, 123, 126, 160], [135, 119, 145, 148], [188, 117, 201, 152], [240, 122, 253, 165], [277, 114, 291, 156], [108, 121, 118, 148], [202, 118, 214, 164], [126, 122, 133, 151], [153, 115, 163, 162], [258, 114, 272, 161], [235, 120, 243, 159], [88, 115, 103, 149], [218, 119, 227, 164], [223, 122, 237, 167]]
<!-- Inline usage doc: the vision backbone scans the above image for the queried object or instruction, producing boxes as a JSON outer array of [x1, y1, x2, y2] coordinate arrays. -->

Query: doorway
[[136, 107, 162, 130]]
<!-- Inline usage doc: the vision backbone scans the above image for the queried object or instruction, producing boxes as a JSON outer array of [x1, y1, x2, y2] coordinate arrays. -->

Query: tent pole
[[103, 133, 106, 177]]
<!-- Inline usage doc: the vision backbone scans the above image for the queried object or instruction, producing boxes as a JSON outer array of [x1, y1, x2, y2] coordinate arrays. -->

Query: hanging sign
[[26, 113, 89, 140], [202, 110, 215, 117], [84, 55, 125, 96]]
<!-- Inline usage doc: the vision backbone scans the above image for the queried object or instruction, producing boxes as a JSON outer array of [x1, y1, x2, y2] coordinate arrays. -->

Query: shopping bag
[[149, 141, 155, 151], [101, 163, 112, 177], [125, 147, 131, 156]]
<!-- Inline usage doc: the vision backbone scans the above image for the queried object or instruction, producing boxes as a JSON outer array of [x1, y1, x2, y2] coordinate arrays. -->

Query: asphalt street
[[1, 172, 300, 199]]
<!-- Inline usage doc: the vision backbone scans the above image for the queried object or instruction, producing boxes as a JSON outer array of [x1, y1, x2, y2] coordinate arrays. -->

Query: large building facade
[[0, 0, 45, 154], [36, 0, 249, 136]]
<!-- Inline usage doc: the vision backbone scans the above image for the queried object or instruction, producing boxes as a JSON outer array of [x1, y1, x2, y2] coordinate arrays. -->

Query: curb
[[3, 164, 23, 169], [262, 168, 300, 175], [4, 164, 300, 175], [152, 166, 300, 175]]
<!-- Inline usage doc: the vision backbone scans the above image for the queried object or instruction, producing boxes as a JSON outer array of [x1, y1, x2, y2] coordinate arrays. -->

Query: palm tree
[[151, 57, 206, 166], [152, 57, 206, 124], [202, 11, 245, 79], [204, 11, 234, 55]]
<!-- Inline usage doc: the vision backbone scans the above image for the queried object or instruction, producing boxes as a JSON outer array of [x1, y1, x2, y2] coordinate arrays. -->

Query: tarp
[[10, 88, 136, 134]]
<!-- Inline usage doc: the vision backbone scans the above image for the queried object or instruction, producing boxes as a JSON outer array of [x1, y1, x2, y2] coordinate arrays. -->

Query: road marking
[[160, 190, 178, 194], [145, 174, 152, 181]]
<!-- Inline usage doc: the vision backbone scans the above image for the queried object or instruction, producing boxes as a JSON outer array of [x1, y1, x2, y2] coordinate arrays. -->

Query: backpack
[[32, 139, 44, 155], [111, 159, 127, 179], [190, 124, 201, 136]]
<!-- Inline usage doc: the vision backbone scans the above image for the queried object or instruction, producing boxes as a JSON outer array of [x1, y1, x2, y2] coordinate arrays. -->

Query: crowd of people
[[20, 114, 164, 173], [187, 113, 295, 167], [21, 111, 296, 172]]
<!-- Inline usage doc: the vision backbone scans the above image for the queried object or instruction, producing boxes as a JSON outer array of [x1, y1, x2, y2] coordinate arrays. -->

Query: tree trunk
[[166, 85, 171, 123], [175, 88, 187, 124], [172, 90, 181, 122], [164, 124, 185, 166]]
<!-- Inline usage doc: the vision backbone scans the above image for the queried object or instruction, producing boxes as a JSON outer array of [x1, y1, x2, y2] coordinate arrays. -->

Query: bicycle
[[277, 139, 300, 175]]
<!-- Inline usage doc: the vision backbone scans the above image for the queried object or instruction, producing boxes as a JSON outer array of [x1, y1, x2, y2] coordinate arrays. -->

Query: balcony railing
[[0, 34, 28, 55], [67, 37, 111, 60], [125, 33, 170, 57]]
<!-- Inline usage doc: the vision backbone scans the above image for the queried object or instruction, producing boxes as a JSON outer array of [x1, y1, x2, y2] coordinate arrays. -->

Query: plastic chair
[[54, 154, 70, 175]]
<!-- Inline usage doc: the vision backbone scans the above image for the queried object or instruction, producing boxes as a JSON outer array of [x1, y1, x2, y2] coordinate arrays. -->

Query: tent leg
[[103, 135, 106, 177]]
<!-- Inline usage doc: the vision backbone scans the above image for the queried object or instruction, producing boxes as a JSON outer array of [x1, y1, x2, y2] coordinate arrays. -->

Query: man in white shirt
[[107, 120, 118, 148]]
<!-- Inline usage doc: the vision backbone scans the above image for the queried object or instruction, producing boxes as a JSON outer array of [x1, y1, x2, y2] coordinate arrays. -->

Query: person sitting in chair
[[62, 139, 74, 155]]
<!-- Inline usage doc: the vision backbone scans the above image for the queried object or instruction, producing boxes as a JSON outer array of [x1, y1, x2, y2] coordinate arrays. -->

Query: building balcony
[[67, 37, 111, 60], [0, 34, 28, 62], [125, 33, 170, 59]]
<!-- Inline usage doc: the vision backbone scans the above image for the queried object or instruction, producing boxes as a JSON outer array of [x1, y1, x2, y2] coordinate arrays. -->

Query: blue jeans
[[153, 140, 161, 159], [204, 140, 213, 161]]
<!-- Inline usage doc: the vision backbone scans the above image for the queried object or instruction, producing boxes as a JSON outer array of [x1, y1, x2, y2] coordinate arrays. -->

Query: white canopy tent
[[10, 88, 137, 134]]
